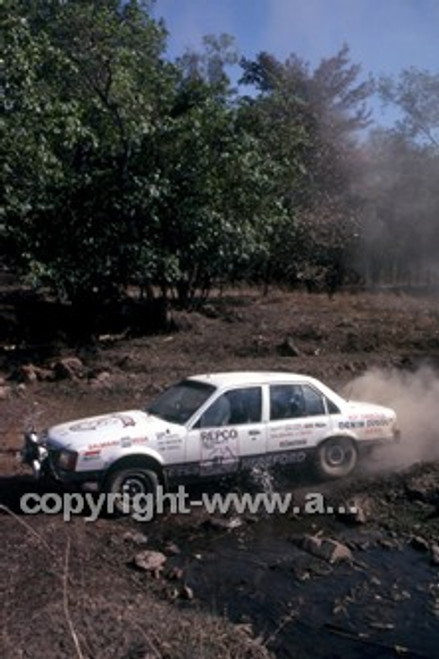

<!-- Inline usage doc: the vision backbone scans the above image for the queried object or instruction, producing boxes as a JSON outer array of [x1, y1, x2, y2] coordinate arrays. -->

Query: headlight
[[22, 430, 47, 465], [27, 431, 39, 445], [57, 449, 78, 471]]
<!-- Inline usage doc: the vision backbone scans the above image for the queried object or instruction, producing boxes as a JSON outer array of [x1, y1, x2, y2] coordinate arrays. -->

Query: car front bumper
[[21, 430, 50, 480], [21, 431, 102, 486]]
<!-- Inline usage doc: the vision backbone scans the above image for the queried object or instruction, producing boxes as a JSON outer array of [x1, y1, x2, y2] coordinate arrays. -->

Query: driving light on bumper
[[22, 430, 47, 464]]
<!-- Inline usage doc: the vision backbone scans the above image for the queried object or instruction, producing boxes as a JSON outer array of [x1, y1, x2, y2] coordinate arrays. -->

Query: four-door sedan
[[21, 371, 400, 501]]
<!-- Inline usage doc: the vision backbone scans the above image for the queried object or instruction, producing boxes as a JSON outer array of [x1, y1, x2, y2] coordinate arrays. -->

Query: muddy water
[[162, 512, 439, 658]]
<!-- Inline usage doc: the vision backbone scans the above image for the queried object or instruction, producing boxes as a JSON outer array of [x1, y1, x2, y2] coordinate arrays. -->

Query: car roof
[[187, 371, 318, 389]]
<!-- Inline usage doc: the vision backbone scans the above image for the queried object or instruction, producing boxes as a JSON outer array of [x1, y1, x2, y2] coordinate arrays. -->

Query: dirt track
[[1, 289, 439, 658]]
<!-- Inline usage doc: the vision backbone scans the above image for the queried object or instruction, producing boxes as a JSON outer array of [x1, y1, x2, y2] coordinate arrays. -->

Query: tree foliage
[[238, 45, 372, 288], [379, 68, 439, 148], [2, 1, 284, 307], [3, 0, 175, 301], [2, 0, 438, 322]]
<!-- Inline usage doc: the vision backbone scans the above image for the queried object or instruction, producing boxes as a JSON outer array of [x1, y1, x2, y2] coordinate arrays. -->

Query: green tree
[[239, 45, 373, 290], [3, 0, 173, 303], [379, 68, 439, 148], [137, 48, 285, 306], [3, 3, 285, 310]]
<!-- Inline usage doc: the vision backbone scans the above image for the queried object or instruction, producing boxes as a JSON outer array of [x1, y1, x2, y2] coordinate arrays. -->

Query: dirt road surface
[[1, 290, 439, 658]]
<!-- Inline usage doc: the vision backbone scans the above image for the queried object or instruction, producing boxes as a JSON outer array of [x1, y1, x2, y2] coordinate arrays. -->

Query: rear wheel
[[316, 437, 357, 478], [105, 467, 159, 516]]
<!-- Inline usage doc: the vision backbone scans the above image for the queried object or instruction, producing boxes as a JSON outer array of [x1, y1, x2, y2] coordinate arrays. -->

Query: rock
[[299, 535, 352, 564], [277, 337, 301, 357], [0, 386, 12, 401], [16, 383, 27, 396], [89, 371, 112, 388], [179, 585, 194, 600], [34, 366, 55, 381], [378, 538, 398, 550], [17, 364, 54, 383], [133, 550, 166, 575], [163, 542, 181, 556], [404, 473, 439, 506], [96, 370, 111, 382], [167, 566, 184, 581], [54, 357, 85, 380], [430, 545, 439, 566], [411, 536, 430, 552], [19, 364, 38, 383], [209, 516, 243, 530], [123, 531, 149, 546], [320, 539, 353, 564], [337, 495, 372, 524]]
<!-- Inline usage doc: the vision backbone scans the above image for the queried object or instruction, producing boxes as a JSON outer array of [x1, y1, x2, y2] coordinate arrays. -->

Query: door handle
[[248, 430, 261, 437]]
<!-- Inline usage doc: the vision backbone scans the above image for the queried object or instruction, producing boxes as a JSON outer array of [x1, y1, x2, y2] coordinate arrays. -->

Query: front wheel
[[105, 467, 159, 516], [315, 437, 357, 479]]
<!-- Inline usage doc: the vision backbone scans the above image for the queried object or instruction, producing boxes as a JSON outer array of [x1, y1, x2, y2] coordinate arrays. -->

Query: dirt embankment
[[1, 289, 439, 658]]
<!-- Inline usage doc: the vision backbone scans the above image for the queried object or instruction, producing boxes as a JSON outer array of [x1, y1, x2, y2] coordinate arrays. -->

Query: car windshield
[[147, 380, 216, 425]]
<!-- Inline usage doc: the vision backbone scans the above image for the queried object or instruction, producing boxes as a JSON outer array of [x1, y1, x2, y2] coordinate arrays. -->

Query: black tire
[[315, 437, 357, 479], [105, 467, 159, 516]]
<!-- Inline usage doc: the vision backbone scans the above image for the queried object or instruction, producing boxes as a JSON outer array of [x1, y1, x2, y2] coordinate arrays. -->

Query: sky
[[151, 0, 439, 126]]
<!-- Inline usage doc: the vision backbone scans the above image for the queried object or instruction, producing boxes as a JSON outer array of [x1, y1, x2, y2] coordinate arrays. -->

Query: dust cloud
[[345, 366, 439, 470]]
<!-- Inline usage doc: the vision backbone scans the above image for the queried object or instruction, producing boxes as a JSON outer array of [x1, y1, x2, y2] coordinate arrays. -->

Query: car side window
[[325, 397, 341, 414], [198, 394, 231, 428], [270, 385, 305, 420], [270, 384, 327, 419], [197, 387, 262, 427], [301, 385, 326, 416]]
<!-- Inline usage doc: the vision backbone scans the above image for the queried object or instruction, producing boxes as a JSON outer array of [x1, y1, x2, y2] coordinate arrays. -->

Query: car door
[[186, 386, 265, 476], [267, 383, 332, 463]]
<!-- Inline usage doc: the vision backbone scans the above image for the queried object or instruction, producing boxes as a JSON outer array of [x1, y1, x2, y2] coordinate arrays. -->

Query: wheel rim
[[325, 442, 350, 467], [121, 475, 148, 498]]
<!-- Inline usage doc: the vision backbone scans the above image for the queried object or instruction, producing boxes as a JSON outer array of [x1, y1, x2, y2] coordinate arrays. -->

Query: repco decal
[[201, 428, 238, 448]]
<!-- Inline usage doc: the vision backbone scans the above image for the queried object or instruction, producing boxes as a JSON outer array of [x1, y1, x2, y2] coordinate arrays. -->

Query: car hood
[[46, 410, 173, 451]]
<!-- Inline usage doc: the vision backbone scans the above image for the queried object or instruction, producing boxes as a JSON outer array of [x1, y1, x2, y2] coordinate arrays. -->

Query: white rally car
[[21, 371, 400, 499]]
